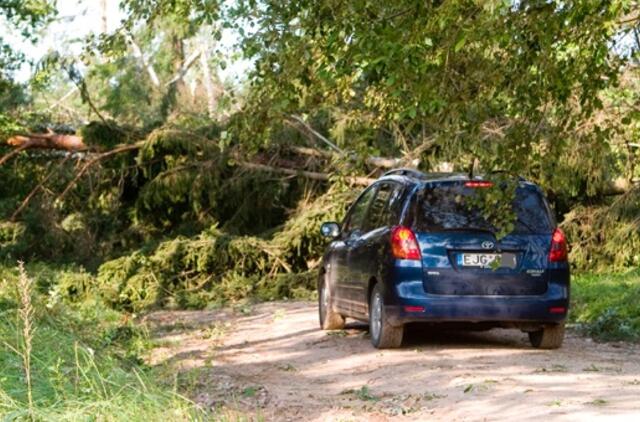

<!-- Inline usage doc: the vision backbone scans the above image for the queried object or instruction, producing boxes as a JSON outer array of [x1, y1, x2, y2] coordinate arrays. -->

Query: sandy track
[[144, 302, 640, 421]]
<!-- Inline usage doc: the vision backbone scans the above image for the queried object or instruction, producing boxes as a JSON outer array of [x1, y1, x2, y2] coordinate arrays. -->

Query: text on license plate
[[457, 253, 517, 269]]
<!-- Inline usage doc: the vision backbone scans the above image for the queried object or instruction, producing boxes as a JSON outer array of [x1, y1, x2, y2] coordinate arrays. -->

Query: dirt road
[[144, 302, 640, 421]]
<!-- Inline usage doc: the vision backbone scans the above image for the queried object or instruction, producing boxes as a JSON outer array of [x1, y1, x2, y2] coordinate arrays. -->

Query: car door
[[332, 186, 377, 315], [347, 182, 405, 317]]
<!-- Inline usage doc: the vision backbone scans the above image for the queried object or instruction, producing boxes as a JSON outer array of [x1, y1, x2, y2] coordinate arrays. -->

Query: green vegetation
[[0, 263, 205, 420], [1, 1, 640, 417], [0, 0, 639, 336], [571, 271, 640, 341], [1, 0, 640, 309]]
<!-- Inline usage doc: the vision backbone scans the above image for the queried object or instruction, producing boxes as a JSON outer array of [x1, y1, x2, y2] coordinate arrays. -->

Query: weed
[[423, 392, 446, 401], [535, 364, 568, 373], [340, 386, 379, 402], [273, 308, 286, 322], [242, 386, 259, 398], [277, 363, 297, 372], [583, 364, 601, 372], [587, 398, 608, 406], [199, 322, 227, 340], [17, 261, 35, 417]]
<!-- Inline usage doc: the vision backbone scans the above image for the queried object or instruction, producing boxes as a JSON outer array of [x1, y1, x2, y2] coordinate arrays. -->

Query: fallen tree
[[6, 131, 87, 151]]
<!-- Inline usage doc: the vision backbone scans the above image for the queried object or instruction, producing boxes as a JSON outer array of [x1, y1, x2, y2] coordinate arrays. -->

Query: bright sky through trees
[[6, 0, 250, 84]]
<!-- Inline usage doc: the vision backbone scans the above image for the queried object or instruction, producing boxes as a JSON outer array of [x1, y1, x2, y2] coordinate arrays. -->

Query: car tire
[[528, 323, 565, 349], [318, 273, 345, 330], [369, 283, 403, 349]]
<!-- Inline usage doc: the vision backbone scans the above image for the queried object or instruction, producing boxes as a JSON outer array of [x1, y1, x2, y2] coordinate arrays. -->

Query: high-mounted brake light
[[548, 228, 568, 262], [465, 181, 493, 188], [391, 226, 421, 260]]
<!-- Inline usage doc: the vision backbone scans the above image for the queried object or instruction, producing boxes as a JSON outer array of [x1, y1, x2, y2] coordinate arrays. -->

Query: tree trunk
[[199, 48, 217, 118], [6, 133, 87, 151], [126, 33, 160, 88], [100, 0, 108, 33]]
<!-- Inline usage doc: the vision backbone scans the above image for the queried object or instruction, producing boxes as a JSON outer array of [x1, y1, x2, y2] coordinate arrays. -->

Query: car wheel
[[369, 283, 403, 349], [528, 323, 565, 349], [318, 273, 345, 330]]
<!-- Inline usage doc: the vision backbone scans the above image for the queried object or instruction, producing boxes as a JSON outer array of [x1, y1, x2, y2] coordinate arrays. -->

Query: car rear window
[[412, 183, 553, 234]]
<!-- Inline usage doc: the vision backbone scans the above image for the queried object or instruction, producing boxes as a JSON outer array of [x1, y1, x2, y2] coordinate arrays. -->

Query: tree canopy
[[1, 0, 640, 300]]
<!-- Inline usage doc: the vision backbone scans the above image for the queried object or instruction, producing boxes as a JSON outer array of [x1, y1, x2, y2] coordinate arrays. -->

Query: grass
[[570, 269, 640, 341], [0, 260, 638, 419], [0, 263, 206, 420]]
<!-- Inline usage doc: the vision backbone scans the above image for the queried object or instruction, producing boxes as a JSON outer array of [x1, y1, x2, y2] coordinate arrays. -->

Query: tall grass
[[17, 261, 35, 418], [0, 263, 206, 420]]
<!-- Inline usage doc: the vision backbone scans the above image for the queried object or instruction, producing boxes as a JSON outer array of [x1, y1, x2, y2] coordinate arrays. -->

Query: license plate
[[457, 253, 517, 269]]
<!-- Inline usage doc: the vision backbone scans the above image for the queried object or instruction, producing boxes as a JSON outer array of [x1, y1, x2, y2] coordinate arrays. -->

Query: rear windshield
[[412, 184, 553, 234]]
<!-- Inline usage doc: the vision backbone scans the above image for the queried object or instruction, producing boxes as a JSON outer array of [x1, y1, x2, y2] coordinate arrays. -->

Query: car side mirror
[[320, 222, 340, 238]]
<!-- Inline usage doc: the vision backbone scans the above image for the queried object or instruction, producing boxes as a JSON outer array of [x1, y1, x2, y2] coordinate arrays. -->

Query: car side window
[[342, 187, 376, 235], [386, 183, 405, 225], [364, 183, 394, 232]]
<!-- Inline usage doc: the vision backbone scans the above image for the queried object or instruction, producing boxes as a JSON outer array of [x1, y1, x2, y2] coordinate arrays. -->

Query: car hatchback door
[[412, 182, 555, 297]]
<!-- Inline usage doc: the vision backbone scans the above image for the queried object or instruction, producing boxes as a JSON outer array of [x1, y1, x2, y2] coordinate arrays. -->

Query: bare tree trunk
[[160, 33, 189, 119], [125, 33, 160, 88], [165, 49, 202, 87], [100, 0, 108, 33], [199, 49, 217, 118]]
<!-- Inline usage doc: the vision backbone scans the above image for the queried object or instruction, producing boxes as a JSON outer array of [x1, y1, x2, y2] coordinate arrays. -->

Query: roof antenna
[[468, 158, 479, 179]]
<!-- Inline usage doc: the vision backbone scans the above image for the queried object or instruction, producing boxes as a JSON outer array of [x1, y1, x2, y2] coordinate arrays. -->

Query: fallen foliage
[[96, 184, 355, 311], [562, 188, 640, 271]]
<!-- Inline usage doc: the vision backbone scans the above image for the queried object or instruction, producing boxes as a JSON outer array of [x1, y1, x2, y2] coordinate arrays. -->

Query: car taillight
[[548, 228, 568, 262], [465, 181, 493, 188], [391, 226, 421, 260]]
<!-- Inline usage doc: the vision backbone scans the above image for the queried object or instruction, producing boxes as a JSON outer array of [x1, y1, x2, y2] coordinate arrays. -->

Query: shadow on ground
[[144, 301, 640, 421]]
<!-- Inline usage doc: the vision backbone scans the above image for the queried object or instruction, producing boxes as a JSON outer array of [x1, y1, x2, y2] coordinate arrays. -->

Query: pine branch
[[0, 143, 31, 167], [11, 155, 72, 221], [56, 142, 144, 202]]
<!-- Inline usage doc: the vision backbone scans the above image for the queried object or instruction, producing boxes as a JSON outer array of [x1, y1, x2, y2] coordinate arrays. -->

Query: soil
[[143, 301, 640, 421]]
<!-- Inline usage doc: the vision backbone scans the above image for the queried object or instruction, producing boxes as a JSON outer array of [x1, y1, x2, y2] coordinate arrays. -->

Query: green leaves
[[229, 0, 629, 204], [454, 34, 467, 53]]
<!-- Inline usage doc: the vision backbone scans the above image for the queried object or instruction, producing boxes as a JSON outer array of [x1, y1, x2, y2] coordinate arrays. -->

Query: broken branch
[[0, 143, 32, 166], [56, 142, 144, 201], [11, 156, 72, 221], [288, 115, 345, 154], [6, 132, 88, 152], [237, 161, 374, 186]]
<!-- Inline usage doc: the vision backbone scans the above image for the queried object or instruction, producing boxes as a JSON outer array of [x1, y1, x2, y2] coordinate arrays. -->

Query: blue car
[[318, 169, 569, 349]]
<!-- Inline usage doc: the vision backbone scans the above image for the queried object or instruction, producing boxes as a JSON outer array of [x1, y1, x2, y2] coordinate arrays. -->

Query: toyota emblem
[[481, 241, 494, 250]]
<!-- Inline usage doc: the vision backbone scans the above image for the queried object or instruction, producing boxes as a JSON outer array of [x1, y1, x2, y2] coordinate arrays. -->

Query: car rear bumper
[[384, 260, 570, 326], [385, 296, 568, 326], [384, 279, 569, 326]]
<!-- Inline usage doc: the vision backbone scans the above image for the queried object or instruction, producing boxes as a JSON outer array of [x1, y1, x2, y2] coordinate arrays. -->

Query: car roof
[[377, 168, 531, 186]]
